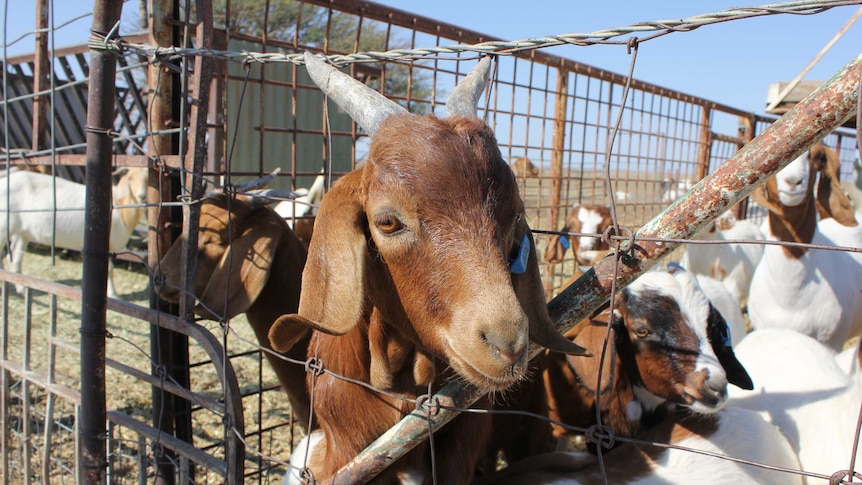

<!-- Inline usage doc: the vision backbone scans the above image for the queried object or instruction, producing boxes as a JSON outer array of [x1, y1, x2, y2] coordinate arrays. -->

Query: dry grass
[[2, 240, 301, 483]]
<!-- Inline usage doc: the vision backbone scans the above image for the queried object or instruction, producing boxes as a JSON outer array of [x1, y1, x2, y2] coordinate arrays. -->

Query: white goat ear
[[511, 223, 591, 356], [197, 209, 283, 320], [287, 170, 368, 337]]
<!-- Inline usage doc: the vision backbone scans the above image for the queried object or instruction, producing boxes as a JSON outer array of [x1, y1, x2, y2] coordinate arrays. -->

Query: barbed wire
[[91, 0, 862, 67]]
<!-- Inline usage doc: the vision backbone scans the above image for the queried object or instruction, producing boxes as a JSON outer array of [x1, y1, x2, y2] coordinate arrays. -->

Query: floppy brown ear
[[812, 143, 858, 227], [197, 209, 283, 320], [270, 313, 319, 353], [543, 233, 567, 264], [511, 221, 591, 356], [285, 170, 369, 337]]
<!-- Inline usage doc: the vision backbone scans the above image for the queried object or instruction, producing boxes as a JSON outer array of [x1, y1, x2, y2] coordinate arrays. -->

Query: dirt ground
[[2, 239, 301, 483]]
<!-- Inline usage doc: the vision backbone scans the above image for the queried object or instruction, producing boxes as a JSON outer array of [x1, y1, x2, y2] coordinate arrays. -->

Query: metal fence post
[[80, 0, 124, 483]]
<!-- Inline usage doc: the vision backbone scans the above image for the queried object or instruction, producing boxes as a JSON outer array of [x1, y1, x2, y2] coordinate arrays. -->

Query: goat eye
[[374, 214, 404, 235], [633, 327, 652, 338]]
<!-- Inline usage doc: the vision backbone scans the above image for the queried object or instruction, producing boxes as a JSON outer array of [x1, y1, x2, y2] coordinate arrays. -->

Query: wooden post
[[695, 105, 712, 182], [734, 114, 756, 219], [31, 0, 50, 172], [147, 0, 181, 483], [543, 66, 568, 297]]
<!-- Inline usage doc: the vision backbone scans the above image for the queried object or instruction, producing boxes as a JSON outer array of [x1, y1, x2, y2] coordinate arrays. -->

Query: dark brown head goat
[[271, 53, 586, 485], [158, 193, 312, 429]]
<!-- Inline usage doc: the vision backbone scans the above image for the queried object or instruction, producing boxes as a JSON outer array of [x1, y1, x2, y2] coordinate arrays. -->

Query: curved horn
[[303, 52, 407, 135], [445, 57, 492, 117]]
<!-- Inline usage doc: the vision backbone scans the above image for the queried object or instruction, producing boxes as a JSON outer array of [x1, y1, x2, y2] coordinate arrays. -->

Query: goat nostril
[[483, 332, 526, 365]]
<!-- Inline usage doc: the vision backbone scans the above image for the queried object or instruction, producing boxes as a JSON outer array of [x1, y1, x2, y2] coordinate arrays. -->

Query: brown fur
[[157, 193, 312, 429], [270, 114, 585, 484], [510, 156, 539, 178], [812, 142, 858, 227], [544, 205, 613, 265], [114, 167, 149, 233], [752, 147, 820, 258]]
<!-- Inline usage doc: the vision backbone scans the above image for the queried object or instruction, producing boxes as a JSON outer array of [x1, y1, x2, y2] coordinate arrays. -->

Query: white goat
[[274, 173, 325, 227], [747, 147, 862, 350], [729, 328, 862, 484], [0, 167, 148, 297], [478, 404, 801, 485], [679, 211, 764, 307], [660, 177, 695, 204], [694, 273, 747, 347]]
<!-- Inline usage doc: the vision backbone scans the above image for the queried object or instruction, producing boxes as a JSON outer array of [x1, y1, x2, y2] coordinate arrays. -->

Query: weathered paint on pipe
[[324, 53, 862, 485]]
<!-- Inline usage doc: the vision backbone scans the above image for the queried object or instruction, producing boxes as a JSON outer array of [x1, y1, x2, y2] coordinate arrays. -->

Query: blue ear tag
[[510, 234, 531, 274], [559, 236, 571, 250]]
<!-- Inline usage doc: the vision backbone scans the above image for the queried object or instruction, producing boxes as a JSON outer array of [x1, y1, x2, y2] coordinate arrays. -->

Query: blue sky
[[3, 0, 862, 118]]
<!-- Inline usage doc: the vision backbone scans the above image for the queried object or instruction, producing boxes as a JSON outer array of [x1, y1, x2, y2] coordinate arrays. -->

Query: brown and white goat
[[270, 53, 586, 485], [544, 204, 614, 266], [748, 143, 862, 351], [543, 267, 753, 449], [157, 193, 312, 429], [0, 166, 148, 297], [479, 267, 801, 485]]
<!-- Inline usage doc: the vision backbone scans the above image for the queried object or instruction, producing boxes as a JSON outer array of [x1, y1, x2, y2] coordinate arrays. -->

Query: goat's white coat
[[679, 214, 764, 306], [660, 178, 694, 204], [283, 430, 425, 485], [747, 154, 862, 350], [694, 273, 746, 347], [489, 411, 799, 484], [728, 328, 860, 484], [575, 206, 605, 252], [0, 168, 147, 297], [274, 174, 325, 227]]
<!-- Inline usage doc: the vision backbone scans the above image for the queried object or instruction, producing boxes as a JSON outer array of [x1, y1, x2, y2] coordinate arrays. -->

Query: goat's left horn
[[445, 56, 492, 117], [303, 52, 407, 135]]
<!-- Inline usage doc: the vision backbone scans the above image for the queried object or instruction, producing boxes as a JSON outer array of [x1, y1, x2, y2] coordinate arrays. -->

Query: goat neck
[[753, 155, 818, 258]]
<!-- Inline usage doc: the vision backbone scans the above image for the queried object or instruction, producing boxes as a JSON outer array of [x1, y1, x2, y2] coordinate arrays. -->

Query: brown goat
[[157, 193, 312, 429], [544, 204, 614, 265], [510, 156, 539, 178], [271, 53, 586, 485]]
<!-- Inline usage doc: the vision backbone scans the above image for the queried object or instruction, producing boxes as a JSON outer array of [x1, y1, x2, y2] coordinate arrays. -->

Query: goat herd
[[2, 54, 862, 484]]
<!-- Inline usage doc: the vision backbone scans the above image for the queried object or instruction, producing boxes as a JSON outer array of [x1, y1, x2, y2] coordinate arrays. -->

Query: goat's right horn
[[303, 52, 407, 135], [445, 56, 492, 117]]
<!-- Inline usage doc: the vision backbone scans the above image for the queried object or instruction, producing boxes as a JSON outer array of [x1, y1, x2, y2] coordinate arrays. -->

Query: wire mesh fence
[[1, 0, 861, 483]]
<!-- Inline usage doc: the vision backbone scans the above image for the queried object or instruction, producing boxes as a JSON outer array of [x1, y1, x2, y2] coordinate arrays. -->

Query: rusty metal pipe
[[80, 0, 124, 483], [325, 52, 862, 485]]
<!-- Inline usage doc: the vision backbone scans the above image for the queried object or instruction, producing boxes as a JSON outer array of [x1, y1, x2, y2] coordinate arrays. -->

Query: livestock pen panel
[[1, 0, 861, 483]]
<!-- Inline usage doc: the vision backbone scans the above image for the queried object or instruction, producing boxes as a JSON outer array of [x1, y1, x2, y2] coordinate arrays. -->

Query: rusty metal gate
[[1, 0, 860, 483]]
